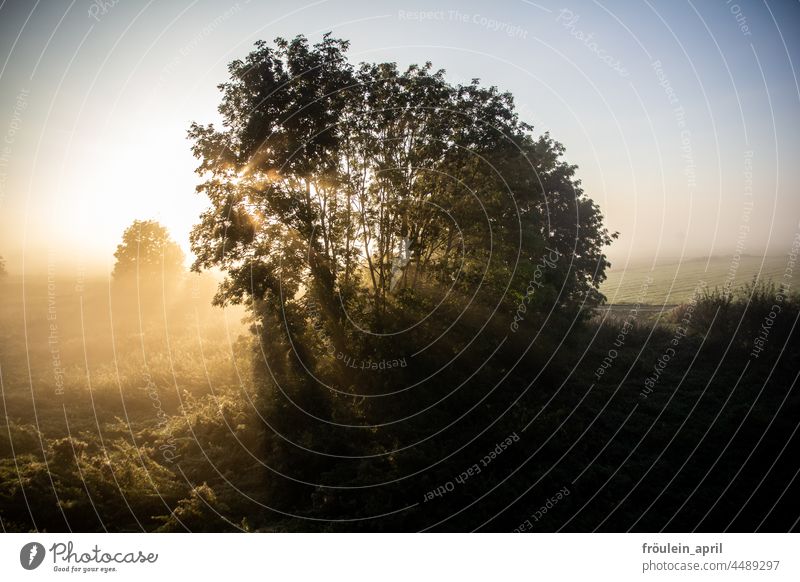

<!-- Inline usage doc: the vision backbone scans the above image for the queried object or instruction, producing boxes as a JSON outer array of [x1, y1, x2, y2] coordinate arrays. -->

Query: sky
[[0, 0, 798, 275]]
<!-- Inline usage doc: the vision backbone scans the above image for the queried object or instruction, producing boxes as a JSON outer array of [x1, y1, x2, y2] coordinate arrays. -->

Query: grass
[[1, 268, 798, 532], [600, 255, 787, 306]]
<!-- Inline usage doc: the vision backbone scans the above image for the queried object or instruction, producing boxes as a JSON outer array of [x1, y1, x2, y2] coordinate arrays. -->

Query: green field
[[600, 255, 788, 306]]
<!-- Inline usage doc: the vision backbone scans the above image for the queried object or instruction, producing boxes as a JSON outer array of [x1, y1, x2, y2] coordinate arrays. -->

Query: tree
[[0, 255, 6, 277], [112, 220, 185, 305], [190, 34, 613, 322], [113, 220, 185, 282], [188, 34, 616, 520]]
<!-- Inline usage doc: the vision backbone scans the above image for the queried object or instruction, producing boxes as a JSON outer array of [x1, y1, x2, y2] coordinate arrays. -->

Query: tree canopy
[[112, 219, 185, 284], [190, 34, 614, 341], [188, 34, 617, 517]]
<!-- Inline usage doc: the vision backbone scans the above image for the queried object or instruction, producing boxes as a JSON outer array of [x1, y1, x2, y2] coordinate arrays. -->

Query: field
[[1, 260, 798, 532], [0, 274, 247, 401], [600, 255, 788, 306], [0, 274, 258, 531]]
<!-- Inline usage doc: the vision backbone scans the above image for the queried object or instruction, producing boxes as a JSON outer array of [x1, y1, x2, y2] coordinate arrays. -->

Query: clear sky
[[1, 0, 798, 274]]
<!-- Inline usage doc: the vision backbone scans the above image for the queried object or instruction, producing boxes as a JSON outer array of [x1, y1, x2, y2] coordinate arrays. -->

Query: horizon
[[1, 0, 799, 276], [0, 249, 793, 279]]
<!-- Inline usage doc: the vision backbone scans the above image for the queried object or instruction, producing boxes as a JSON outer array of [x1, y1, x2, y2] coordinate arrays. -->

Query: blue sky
[[1, 0, 798, 272]]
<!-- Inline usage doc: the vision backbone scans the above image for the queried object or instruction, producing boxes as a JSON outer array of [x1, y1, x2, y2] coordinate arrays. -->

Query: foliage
[[186, 35, 617, 518], [156, 484, 238, 532], [0, 277, 797, 531], [112, 219, 185, 288], [1, 35, 796, 534], [189, 34, 615, 324], [678, 278, 799, 355]]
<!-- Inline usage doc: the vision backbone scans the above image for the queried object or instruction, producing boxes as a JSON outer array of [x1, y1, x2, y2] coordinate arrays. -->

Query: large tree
[[190, 34, 613, 336], [188, 34, 616, 517]]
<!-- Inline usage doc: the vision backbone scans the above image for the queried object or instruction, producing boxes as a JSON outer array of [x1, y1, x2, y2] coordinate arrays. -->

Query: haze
[[1, 0, 798, 275]]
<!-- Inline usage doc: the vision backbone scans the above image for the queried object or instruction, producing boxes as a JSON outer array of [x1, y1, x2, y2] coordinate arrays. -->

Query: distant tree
[[112, 220, 185, 289], [0, 255, 6, 277]]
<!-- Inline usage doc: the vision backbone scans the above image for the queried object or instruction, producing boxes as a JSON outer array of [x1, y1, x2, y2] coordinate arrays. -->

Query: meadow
[[1, 256, 798, 532], [600, 255, 787, 306]]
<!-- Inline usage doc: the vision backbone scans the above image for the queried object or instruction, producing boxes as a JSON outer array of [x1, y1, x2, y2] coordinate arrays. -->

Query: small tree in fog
[[112, 220, 185, 293]]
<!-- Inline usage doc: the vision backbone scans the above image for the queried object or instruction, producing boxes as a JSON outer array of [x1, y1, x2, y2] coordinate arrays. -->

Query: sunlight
[[1, 1, 798, 560]]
